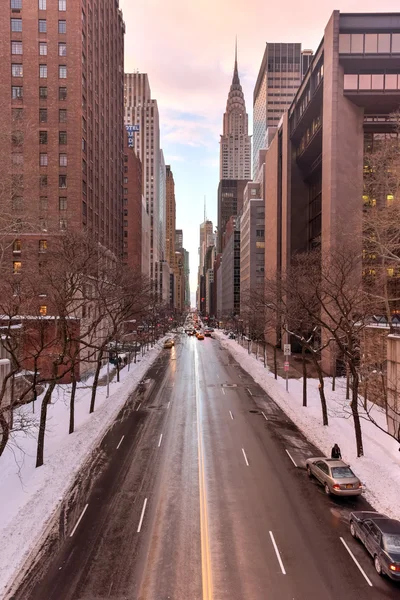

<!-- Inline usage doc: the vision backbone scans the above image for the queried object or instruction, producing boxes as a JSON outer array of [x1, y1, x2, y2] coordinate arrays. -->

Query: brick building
[[0, 0, 125, 273]]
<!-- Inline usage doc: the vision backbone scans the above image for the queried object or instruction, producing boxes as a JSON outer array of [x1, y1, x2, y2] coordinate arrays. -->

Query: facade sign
[[125, 124, 139, 148], [284, 344, 291, 356]]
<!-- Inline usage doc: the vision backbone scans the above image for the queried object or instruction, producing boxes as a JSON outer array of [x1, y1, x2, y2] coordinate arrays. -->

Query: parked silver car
[[306, 457, 363, 496]]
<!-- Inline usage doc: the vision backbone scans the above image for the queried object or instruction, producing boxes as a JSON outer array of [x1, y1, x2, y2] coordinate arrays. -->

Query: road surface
[[14, 334, 400, 599]]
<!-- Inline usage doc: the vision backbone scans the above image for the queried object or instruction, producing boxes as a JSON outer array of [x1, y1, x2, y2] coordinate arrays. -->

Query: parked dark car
[[350, 511, 400, 580], [228, 332, 236, 339]]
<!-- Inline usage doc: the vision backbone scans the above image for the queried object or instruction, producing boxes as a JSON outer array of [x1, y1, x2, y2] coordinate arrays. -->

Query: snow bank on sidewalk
[[0, 341, 165, 595], [215, 332, 400, 521]]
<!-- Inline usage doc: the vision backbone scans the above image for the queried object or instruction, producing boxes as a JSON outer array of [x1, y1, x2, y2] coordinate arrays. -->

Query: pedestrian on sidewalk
[[331, 443, 342, 460]]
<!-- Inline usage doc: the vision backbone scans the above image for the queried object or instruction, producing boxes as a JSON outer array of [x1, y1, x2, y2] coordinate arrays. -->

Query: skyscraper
[[1, 0, 125, 263], [253, 43, 312, 178], [220, 45, 251, 180], [124, 73, 161, 293]]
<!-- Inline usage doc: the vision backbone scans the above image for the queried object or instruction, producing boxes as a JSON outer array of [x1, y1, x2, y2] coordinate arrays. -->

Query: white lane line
[[137, 498, 148, 533], [269, 531, 286, 575], [229, 411, 234, 420], [158, 433, 163, 447], [136, 402, 141, 412], [116, 435, 125, 450], [340, 537, 373, 586], [221, 387, 226, 395], [167, 401, 170, 409], [261, 411, 268, 421], [70, 504, 89, 538], [242, 448, 249, 466], [247, 388, 253, 396], [285, 449, 298, 467], [238, 374, 242, 379]]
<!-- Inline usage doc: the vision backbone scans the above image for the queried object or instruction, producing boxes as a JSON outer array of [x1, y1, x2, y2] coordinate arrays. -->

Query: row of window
[[13, 64, 67, 80], [12, 86, 67, 100], [39, 153, 68, 166], [12, 41, 67, 56], [12, 196, 67, 211], [11, 0, 66, 9], [13, 239, 47, 253], [11, 18, 67, 33], [339, 32, 400, 55], [344, 73, 400, 91]]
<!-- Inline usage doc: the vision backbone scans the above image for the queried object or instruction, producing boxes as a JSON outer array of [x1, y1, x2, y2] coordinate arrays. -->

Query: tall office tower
[[165, 166, 176, 270], [220, 45, 251, 180], [124, 73, 161, 293], [183, 248, 190, 309], [175, 229, 183, 250], [0, 0, 125, 264], [197, 219, 214, 310], [253, 44, 313, 178], [217, 179, 248, 253]]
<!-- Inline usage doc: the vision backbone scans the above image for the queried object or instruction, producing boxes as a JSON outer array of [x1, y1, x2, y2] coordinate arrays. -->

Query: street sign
[[284, 344, 291, 356], [284, 361, 290, 372]]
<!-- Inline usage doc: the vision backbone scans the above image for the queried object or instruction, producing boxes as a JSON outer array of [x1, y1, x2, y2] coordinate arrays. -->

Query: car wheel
[[307, 465, 313, 478], [374, 555, 383, 576], [350, 521, 357, 539], [324, 483, 331, 495]]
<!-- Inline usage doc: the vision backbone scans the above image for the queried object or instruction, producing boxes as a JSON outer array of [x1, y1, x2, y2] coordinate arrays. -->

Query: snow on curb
[[215, 331, 400, 521], [0, 341, 165, 595]]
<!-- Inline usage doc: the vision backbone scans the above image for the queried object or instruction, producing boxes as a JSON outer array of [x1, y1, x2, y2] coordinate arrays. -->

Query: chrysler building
[[220, 45, 251, 180]]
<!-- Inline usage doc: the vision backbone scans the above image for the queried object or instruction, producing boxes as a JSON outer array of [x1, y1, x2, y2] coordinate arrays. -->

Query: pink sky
[[119, 0, 400, 304]]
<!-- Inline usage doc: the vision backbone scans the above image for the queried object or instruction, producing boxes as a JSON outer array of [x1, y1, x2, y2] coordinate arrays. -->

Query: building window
[[39, 239, 47, 252], [12, 153, 23, 166], [39, 196, 48, 210], [39, 0, 46, 8], [59, 153, 67, 166], [59, 87, 67, 100], [13, 239, 21, 253], [13, 261, 22, 274], [39, 176, 47, 188], [59, 218, 67, 230], [11, 41, 23, 55], [39, 42, 47, 55], [58, 0, 66, 10], [59, 131, 67, 144], [38, 19, 47, 33], [39, 153, 48, 166], [11, 64, 23, 77], [39, 130, 48, 144], [39, 305, 47, 316], [12, 108, 23, 120], [59, 109, 67, 123], [39, 86, 47, 99], [58, 20, 66, 34], [11, 0, 22, 8], [59, 65, 67, 79], [39, 64, 47, 78], [59, 42, 67, 56], [11, 86, 23, 99], [343, 74, 358, 90], [59, 175, 67, 188], [59, 197, 67, 210], [11, 19, 22, 32], [39, 108, 47, 123], [12, 196, 23, 211]]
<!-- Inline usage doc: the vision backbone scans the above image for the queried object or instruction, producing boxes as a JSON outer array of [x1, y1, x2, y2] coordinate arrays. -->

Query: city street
[[16, 334, 400, 600]]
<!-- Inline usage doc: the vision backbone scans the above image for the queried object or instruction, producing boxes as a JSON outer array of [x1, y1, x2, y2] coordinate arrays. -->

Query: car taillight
[[333, 484, 341, 490], [389, 564, 400, 572]]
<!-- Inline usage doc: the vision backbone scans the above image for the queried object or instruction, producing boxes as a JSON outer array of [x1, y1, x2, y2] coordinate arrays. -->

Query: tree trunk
[[36, 380, 57, 468], [90, 349, 104, 414], [273, 346, 277, 379], [350, 374, 364, 457], [69, 372, 77, 434], [346, 362, 350, 400], [302, 345, 307, 407], [0, 413, 10, 458], [332, 354, 336, 392], [309, 351, 328, 425]]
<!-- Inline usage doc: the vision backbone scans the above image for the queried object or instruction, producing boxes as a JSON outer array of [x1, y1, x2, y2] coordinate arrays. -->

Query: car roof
[[371, 518, 400, 534]]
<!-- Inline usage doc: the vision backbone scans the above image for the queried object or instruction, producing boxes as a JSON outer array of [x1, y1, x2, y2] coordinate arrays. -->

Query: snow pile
[[215, 332, 400, 521], [0, 341, 165, 595]]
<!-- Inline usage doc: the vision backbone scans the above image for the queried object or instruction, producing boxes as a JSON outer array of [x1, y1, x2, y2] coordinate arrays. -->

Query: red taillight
[[389, 564, 400, 572], [333, 484, 341, 490]]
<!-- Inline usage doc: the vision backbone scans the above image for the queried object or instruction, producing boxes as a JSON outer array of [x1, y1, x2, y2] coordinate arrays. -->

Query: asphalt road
[[14, 334, 400, 600]]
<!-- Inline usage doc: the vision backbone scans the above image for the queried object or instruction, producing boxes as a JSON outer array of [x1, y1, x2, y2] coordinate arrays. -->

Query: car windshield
[[383, 534, 400, 553], [331, 467, 355, 478]]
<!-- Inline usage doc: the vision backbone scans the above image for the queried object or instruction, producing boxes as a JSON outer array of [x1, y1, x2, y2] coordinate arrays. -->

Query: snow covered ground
[[0, 340, 166, 596], [214, 331, 400, 521]]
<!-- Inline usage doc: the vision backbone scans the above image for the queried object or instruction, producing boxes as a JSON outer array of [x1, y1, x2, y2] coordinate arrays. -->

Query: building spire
[[233, 36, 239, 84]]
